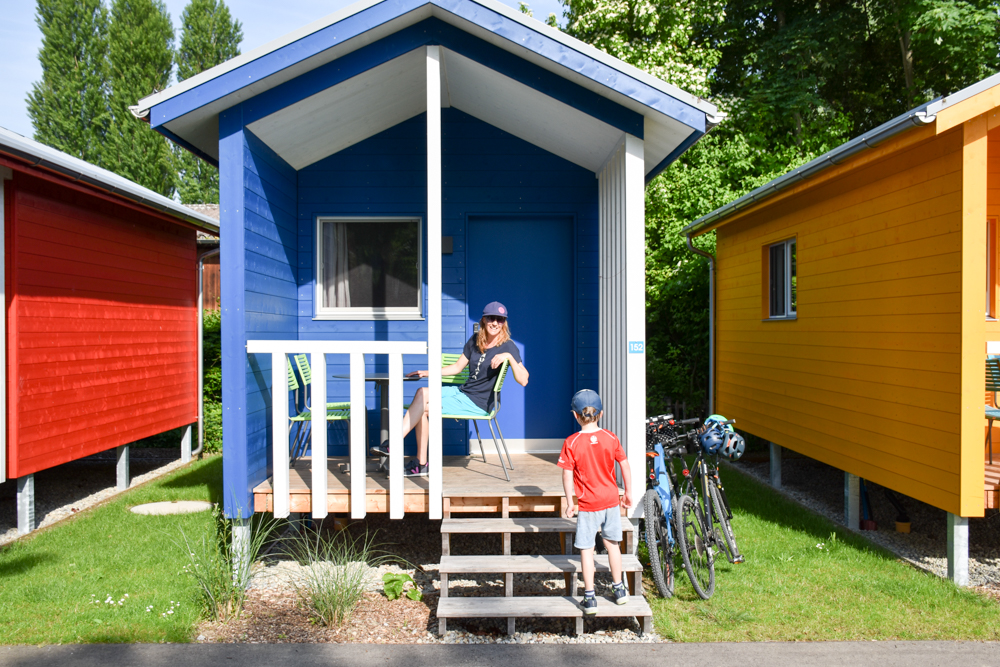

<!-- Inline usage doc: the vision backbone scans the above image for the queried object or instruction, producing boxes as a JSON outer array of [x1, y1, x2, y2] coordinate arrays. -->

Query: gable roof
[[0, 126, 220, 234], [133, 0, 722, 179], [683, 71, 1000, 237]]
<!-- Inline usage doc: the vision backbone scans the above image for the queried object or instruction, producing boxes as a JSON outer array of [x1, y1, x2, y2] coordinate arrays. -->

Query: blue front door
[[467, 216, 575, 445]]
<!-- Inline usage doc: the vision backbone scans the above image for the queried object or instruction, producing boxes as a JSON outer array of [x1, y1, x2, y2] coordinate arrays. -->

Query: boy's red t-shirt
[[557, 428, 626, 512]]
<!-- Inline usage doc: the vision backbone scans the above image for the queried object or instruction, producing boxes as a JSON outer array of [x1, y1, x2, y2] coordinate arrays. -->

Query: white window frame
[[314, 216, 424, 320], [767, 238, 797, 320]]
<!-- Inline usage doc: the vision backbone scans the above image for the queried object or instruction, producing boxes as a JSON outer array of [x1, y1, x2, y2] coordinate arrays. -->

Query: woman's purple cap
[[571, 389, 603, 413], [483, 301, 508, 318]]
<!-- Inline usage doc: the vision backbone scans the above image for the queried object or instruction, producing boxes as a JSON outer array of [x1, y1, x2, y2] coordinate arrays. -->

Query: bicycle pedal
[[734, 555, 745, 564]]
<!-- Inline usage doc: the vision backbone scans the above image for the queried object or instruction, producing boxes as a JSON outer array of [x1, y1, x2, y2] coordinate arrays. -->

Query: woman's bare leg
[[402, 387, 429, 464]]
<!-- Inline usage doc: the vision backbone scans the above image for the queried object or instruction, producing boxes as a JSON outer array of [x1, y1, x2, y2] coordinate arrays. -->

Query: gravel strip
[[207, 512, 660, 645], [731, 455, 1000, 587], [0, 448, 187, 546]]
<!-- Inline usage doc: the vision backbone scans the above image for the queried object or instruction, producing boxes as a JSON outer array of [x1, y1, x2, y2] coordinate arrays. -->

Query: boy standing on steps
[[558, 389, 633, 615]]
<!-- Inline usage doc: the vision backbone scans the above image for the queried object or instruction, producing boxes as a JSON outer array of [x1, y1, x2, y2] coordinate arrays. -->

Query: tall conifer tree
[[105, 0, 175, 196], [27, 0, 110, 164], [174, 0, 242, 204]]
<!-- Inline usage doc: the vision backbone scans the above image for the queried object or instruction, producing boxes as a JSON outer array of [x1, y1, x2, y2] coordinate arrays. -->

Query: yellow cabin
[[684, 72, 1000, 585]]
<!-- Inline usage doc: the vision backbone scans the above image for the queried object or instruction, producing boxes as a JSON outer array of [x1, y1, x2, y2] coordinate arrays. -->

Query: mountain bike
[[642, 414, 701, 598]]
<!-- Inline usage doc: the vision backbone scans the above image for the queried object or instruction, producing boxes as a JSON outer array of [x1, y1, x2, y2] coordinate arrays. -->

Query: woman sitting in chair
[[374, 301, 529, 477]]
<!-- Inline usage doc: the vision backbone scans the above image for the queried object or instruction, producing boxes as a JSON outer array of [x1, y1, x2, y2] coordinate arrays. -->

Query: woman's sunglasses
[[484, 315, 506, 323]]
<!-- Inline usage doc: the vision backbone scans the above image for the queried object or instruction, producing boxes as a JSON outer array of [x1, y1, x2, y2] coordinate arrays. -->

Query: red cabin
[[0, 127, 219, 533]]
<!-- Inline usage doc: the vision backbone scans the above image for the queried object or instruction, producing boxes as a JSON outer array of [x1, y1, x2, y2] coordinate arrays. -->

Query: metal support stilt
[[947, 513, 969, 586], [844, 472, 860, 530], [17, 474, 35, 535], [116, 445, 130, 491], [769, 442, 782, 489]]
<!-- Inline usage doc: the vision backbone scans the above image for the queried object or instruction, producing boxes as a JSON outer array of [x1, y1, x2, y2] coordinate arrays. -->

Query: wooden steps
[[441, 517, 635, 534], [436, 512, 650, 636], [986, 458, 1000, 509], [440, 553, 643, 574], [437, 596, 653, 636]]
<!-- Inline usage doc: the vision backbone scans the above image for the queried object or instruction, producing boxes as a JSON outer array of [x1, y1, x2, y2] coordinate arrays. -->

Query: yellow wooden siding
[[715, 126, 975, 516], [987, 126, 1000, 337], [960, 114, 988, 516]]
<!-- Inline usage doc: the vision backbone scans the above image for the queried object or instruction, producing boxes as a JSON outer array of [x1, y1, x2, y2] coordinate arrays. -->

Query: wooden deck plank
[[439, 554, 643, 574], [441, 518, 633, 534], [436, 595, 651, 619]]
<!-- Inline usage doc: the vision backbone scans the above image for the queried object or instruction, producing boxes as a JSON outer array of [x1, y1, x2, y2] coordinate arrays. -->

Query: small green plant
[[176, 505, 280, 622], [383, 573, 422, 601], [283, 525, 395, 627]]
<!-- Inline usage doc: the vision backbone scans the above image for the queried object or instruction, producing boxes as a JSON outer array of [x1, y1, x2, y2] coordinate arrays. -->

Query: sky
[[0, 0, 567, 140]]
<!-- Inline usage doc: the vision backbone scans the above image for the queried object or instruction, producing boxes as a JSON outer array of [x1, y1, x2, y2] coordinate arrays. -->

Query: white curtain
[[323, 222, 351, 308]]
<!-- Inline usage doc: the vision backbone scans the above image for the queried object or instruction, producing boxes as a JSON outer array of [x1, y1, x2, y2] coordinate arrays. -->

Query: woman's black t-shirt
[[460, 335, 522, 412]]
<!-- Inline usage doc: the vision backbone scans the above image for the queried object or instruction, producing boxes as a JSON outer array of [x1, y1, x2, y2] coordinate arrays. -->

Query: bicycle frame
[[647, 442, 679, 545]]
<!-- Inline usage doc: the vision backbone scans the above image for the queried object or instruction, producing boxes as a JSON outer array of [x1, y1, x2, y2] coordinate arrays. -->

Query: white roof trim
[[135, 0, 720, 121], [0, 126, 220, 233]]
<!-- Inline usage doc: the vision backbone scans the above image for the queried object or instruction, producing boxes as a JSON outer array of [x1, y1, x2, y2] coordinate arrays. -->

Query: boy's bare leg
[[580, 547, 596, 592], [604, 538, 623, 585]]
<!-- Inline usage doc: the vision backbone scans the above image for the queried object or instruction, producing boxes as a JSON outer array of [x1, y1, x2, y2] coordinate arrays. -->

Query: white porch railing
[[246, 340, 428, 520]]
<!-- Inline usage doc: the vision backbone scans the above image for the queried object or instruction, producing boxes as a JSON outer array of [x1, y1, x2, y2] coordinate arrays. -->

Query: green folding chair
[[986, 356, 1000, 465], [441, 356, 514, 482], [286, 356, 352, 462], [294, 354, 352, 412]]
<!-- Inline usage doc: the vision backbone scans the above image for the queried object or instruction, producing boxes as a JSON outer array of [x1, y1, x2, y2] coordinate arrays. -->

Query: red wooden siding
[[7, 173, 198, 477]]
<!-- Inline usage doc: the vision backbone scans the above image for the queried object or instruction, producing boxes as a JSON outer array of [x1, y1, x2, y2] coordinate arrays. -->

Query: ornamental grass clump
[[176, 506, 280, 622], [283, 525, 395, 627]]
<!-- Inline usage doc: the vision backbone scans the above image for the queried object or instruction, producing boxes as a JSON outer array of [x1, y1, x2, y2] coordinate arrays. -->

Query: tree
[[105, 0, 175, 196], [174, 0, 243, 204], [26, 0, 110, 164]]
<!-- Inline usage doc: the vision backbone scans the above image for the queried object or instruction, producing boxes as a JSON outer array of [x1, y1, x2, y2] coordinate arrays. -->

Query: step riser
[[440, 554, 643, 575]]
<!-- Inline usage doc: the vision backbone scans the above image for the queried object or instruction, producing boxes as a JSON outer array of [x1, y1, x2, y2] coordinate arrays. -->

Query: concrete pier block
[[947, 513, 969, 586], [232, 517, 252, 586], [17, 474, 35, 535], [116, 445, 129, 491], [181, 424, 192, 463], [844, 472, 860, 530], [769, 442, 782, 489]]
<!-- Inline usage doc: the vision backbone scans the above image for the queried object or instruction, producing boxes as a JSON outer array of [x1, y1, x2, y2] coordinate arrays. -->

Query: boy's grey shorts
[[574, 507, 623, 550]]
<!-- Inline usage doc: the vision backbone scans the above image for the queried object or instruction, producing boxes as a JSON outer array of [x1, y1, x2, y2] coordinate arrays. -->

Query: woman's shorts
[[574, 507, 623, 550], [440, 385, 489, 417]]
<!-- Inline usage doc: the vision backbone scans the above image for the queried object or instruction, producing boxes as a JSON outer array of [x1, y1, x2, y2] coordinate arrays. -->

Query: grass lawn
[[646, 463, 1000, 641], [0, 456, 222, 644]]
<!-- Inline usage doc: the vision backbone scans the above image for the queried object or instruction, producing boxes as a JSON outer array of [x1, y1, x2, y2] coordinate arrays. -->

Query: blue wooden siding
[[297, 108, 598, 455], [221, 105, 299, 517]]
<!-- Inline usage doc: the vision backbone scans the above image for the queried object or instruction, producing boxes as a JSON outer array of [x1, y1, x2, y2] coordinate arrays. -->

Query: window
[[315, 217, 422, 319], [766, 238, 796, 319], [989, 218, 997, 319]]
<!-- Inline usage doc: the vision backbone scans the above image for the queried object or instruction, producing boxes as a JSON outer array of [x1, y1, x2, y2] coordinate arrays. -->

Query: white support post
[[947, 513, 969, 586], [311, 352, 328, 520], [116, 444, 130, 491], [231, 517, 251, 586], [844, 472, 860, 530], [389, 353, 404, 519], [272, 354, 290, 518], [426, 45, 443, 520], [350, 352, 367, 519], [0, 168, 9, 485], [769, 442, 782, 489], [624, 134, 645, 517], [181, 424, 192, 463], [17, 474, 34, 535]]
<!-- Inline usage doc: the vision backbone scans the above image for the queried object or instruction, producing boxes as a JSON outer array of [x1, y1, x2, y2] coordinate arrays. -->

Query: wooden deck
[[253, 453, 568, 514], [986, 456, 1000, 510]]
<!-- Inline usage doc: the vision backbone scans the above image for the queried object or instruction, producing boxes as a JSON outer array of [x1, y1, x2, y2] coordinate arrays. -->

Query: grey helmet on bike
[[699, 426, 725, 455], [719, 431, 746, 461]]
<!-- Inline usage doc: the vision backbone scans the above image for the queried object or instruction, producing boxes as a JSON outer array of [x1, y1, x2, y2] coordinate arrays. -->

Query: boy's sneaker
[[581, 594, 597, 615], [612, 581, 628, 605], [403, 460, 429, 477]]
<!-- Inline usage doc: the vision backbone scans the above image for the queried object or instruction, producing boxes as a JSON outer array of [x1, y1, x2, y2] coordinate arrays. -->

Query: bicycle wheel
[[708, 482, 741, 564], [676, 494, 715, 599], [643, 489, 675, 598]]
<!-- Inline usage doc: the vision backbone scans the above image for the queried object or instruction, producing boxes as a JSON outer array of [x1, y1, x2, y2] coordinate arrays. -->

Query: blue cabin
[[136, 0, 721, 522]]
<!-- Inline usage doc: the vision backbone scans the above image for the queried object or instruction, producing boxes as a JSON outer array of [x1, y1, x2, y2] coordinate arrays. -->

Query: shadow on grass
[[721, 462, 898, 561], [0, 550, 58, 578], [159, 457, 223, 506]]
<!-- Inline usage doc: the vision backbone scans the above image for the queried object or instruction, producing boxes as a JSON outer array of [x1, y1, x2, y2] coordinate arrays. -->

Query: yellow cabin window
[[989, 218, 998, 319], [764, 238, 796, 320]]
